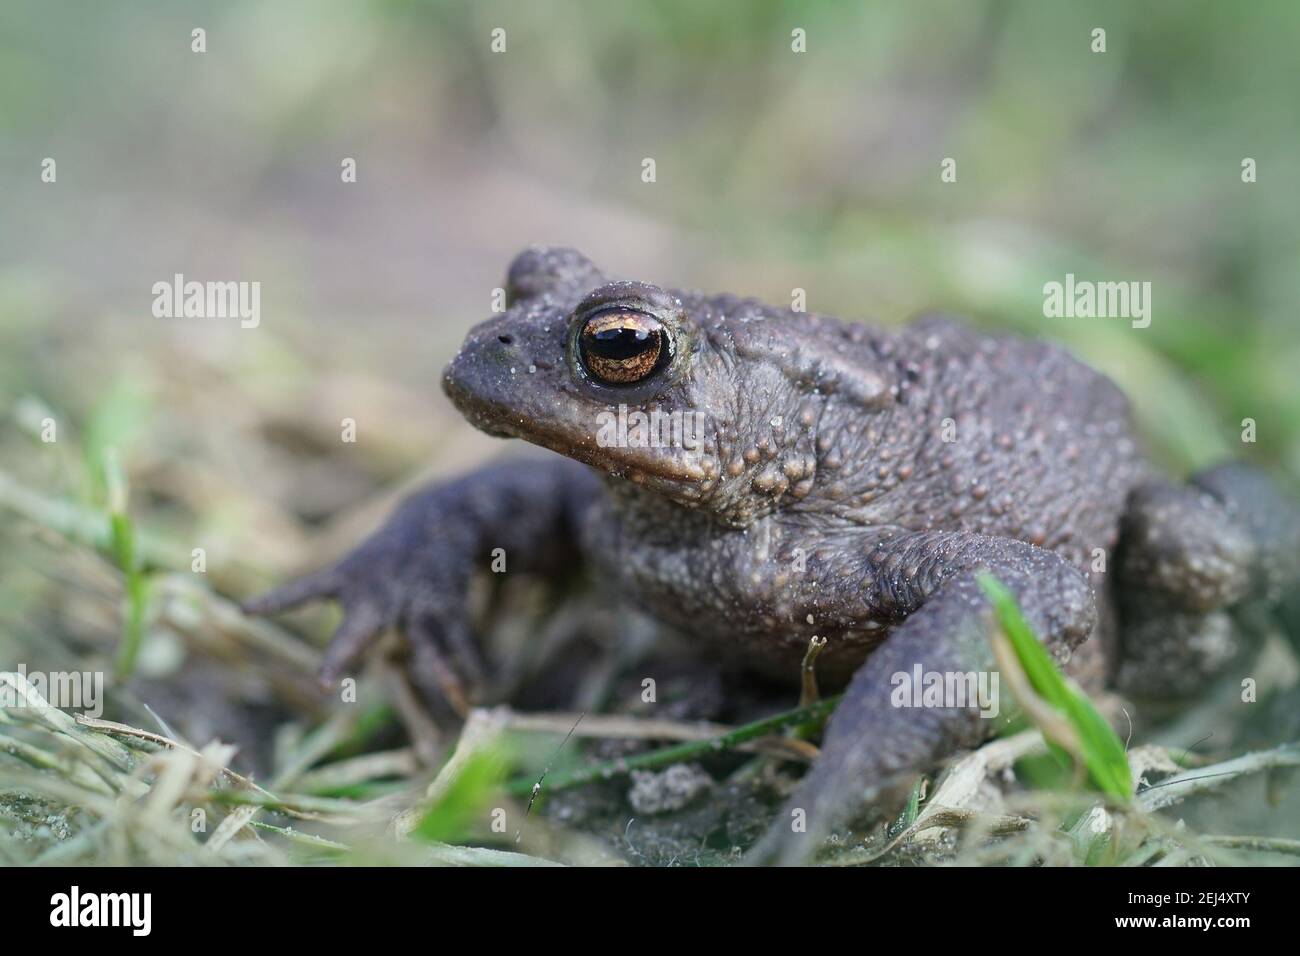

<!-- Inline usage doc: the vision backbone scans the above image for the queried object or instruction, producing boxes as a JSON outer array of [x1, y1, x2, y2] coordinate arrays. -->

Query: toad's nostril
[[498, 335, 514, 345]]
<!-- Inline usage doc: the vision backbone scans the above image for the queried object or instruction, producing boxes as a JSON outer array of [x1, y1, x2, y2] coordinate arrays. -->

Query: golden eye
[[578, 309, 670, 386]]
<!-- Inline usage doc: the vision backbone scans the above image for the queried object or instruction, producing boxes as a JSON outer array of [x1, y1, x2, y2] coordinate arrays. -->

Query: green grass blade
[[978, 573, 1131, 800], [102, 449, 149, 678], [413, 743, 512, 845]]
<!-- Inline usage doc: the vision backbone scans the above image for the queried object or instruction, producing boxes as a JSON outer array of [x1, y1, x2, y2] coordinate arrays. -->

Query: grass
[[102, 449, 150, 679], [980, 573, 1132, 800]]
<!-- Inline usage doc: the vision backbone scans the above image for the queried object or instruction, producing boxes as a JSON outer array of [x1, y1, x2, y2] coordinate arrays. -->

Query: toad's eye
[[578, 309, 671, 386]]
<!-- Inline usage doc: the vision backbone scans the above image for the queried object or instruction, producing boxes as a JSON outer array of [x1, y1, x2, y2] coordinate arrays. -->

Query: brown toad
[[246, 247, 1300, 863]]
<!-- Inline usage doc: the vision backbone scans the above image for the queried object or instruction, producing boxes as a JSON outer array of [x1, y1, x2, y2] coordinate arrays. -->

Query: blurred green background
[[1, 0, 1298, 777]]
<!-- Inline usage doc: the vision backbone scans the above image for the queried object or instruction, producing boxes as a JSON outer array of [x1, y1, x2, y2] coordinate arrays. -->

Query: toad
[[245, 247, 1300, 863]]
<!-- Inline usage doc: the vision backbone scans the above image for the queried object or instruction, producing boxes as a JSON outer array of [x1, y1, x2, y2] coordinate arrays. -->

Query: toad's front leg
[[242, 455, 601, 711], [750, 530, 1098, 865]]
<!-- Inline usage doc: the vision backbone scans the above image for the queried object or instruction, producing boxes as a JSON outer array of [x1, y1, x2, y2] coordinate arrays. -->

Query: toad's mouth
[[448, 384, 711, 485]]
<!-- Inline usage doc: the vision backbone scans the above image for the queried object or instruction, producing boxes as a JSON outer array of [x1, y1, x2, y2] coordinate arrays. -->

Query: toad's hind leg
[[1192, 463, 1300, 615], [1115, 463, 1300, 699]]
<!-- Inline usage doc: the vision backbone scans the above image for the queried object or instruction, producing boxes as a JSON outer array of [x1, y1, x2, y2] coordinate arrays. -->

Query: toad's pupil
[[590, 327, 653, 359]]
